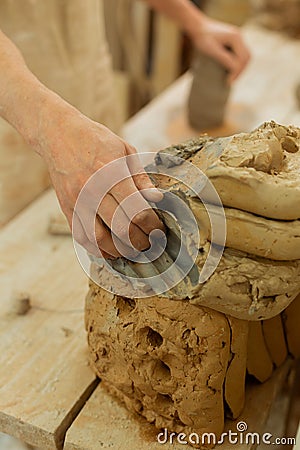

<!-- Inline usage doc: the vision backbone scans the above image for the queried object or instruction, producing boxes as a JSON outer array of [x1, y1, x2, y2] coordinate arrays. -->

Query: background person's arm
[[0, 29, 164, 258], [143, 0, 250, 82]]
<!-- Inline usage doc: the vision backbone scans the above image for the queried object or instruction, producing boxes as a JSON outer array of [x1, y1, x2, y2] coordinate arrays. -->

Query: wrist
[[182, 7, 207, 43], [3, 69, 78, 161]]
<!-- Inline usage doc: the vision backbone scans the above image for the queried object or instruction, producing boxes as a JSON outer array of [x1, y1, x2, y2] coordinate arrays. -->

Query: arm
[[143, 0, 250, 82], [0, 30, 164, 258]]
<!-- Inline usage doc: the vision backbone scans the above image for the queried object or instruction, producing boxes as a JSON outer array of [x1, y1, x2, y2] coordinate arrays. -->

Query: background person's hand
[[143, 0, 250, 83], [39, 105, 164, 259], [190, 17, 251, 83]]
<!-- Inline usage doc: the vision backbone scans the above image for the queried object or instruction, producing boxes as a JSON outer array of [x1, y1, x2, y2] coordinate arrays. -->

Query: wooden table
[[0, 24, 299, 450]]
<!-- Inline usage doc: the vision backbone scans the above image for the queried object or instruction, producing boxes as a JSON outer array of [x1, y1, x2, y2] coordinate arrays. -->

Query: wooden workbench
[[0, 24, 299, 450]]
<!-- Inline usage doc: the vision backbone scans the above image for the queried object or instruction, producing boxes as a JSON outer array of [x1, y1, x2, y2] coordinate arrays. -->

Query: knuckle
[[132, 210, 151, 227]]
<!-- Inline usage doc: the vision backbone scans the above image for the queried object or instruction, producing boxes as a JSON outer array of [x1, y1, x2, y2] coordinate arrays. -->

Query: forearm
[[143, 0, 205, 39], [0, 29, 73, 157]]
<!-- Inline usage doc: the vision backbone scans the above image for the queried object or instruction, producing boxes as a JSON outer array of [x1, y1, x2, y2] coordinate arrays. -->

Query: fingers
[[110, 175, 165, 235], [97, 192, 151, 252], [197, 20, 251, 83], [209, 42, 240, 80], [104, 149, 165, 239], [72, 212, 103, 256], [225, 31, 251, 82], [73, 209, 122, 258], [125, 144, 163, 202]]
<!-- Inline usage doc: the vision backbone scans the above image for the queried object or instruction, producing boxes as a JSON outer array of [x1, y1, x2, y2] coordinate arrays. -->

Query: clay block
[[188, 52, 230, 131], [282, 293, 300, 358], [154, 121, 300, 221], [86, 283, 231, 440], [224, 317, 248, 418], [194, 202, 300, 260], [262, 315, 288, 367], [247, 321, 274, 382]]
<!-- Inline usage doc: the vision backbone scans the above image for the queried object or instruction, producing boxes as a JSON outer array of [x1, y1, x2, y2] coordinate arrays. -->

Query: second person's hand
[[190, 16, 251, 83]]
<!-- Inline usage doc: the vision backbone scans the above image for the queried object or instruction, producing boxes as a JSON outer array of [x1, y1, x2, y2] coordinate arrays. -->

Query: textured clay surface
[[86, 283, 232, 442], [262, 315, 288, 368], [247, 321, 274, 383], [85, 288, 300, 440], [282, 293, 300, 358]]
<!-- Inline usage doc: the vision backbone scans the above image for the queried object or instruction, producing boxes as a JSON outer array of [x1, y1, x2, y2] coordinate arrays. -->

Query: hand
[[190, 17, 251, 83], [39, 105, 165, 259], [0, 29, 164, 259]]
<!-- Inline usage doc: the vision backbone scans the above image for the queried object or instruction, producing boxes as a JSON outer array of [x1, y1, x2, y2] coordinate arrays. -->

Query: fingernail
[[143, 187, 164, 202]]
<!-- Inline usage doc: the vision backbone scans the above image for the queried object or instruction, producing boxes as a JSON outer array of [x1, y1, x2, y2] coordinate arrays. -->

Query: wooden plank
[[64, 362, 291, 450], [204, 0, 251, 26], [0, 119, 50, 227], [132, 1, 150, 80], [151, 15, 182, 97], [103, 0, 123, 69], [295, 426, 300, 450], [0, 190, 97, 449], [113, 70, 130, 123], [122, 74, 191, 151], [122, 24, 300, 151]]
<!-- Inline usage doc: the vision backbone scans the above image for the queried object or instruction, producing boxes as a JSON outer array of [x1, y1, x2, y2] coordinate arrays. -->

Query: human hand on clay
[[39, 107, 165, 259], [0, 29, 164, 259], [189, 16, 251, 83]]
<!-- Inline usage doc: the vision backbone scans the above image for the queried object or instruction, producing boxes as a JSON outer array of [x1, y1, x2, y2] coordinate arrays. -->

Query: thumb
[[125, 144, 163, 202], [208, 43, 239, 81]]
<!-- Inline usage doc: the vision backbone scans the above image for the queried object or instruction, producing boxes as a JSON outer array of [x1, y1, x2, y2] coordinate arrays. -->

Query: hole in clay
[[152, 360, 171, 381], [116, 297, 136, 318], [156, 393, 173, 406], [137, 326, 163, 350], [100, 347, 107, 356], [147, 328, 163, 348], [182, 329, 191, 339], [173, 410, 185, 427]]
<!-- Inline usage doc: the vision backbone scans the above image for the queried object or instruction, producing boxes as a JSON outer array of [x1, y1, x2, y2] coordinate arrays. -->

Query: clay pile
[[86, 122, 300, 446]]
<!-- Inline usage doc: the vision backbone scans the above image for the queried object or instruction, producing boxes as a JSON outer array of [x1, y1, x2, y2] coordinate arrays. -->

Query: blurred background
[[103, 0, 253, 120], [103, 0, 300, 122]]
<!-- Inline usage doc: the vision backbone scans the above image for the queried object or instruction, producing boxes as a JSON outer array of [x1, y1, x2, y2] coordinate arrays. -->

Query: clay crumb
[[282, 136, 299, 153], [48, 213, 71, 236], [62, 327, 73, 337], [10, 291, 31, 316]]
